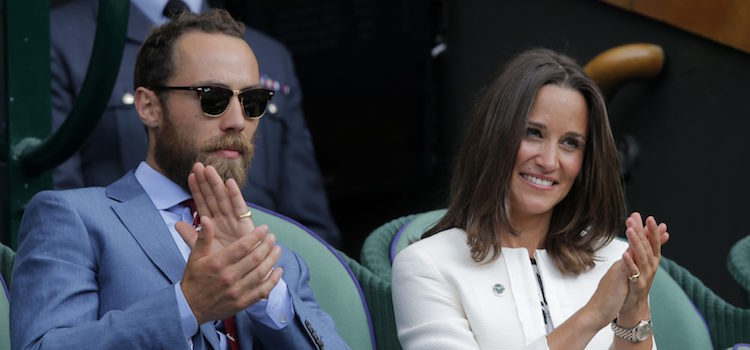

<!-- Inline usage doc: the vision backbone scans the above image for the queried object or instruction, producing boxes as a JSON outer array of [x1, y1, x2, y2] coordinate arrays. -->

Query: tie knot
[[163, 0, 189, 19], [180, 199, 200, 227], [181, 198, 196, 213]]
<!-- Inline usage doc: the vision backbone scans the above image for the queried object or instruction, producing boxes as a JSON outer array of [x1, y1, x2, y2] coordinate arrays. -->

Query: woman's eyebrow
[[527, 121, 546, 130]]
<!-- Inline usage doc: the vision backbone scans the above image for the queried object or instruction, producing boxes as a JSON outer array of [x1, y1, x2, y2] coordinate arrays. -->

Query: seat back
[[390, 209, 446, 263], [0, 243, 14, 350], [0, 243, 14, 289], [363, 210, 715, 350], [250, 204, 376, 350], [649, 263, 713, 349], [728, 234, 750, 304], [661, 256, 750, 350], [1, 274, 10, 350], [339, 252, 398, 350]]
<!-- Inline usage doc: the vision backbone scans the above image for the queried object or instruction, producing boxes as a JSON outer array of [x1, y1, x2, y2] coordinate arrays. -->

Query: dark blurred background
[[220, 0, 750, 307], [221, 0, 449, 260]]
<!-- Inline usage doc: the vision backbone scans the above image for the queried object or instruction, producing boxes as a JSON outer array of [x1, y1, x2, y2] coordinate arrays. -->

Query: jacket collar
[[106, 172, 185, 284]]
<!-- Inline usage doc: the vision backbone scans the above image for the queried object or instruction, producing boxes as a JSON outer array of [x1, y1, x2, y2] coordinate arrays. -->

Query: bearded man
[[10, 9, 348, 350]]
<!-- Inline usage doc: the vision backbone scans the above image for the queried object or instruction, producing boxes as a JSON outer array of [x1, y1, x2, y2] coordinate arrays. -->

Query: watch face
[[634, 321, 652, 341]]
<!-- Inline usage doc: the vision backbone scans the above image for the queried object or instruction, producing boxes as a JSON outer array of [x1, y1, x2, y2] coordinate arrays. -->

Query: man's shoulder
[[50, 0, 97, 26], [244, 27, 292, 59], [28, 186, 109, 208], [50, 0, 98, 57], [31, 171, 138, 206], [244, 27, 297, 86]]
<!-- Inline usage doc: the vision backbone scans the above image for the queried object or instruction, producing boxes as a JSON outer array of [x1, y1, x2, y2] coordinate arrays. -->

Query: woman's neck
[[500, 211, 552, 258]]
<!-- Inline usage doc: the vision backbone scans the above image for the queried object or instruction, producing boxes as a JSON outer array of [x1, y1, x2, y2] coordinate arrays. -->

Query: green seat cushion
[[650, 267, 713, 350], [390, 209, 446, 262], [250, 204, 375, 350], [1, 275, 10, 350], [728, 234, 750, 303], [0, 243, 13, 350], [0, 243, 14, 289]]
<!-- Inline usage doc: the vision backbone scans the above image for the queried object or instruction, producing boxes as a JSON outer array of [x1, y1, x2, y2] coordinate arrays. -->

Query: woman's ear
[[134, 87, 164, 128]]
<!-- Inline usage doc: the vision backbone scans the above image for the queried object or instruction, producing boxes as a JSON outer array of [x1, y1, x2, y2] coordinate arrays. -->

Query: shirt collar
[[131, 0, 204, 25], [134, 161, 191, 210]]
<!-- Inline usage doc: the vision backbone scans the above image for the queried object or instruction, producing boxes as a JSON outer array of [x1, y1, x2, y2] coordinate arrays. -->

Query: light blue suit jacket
[[10, 172, 348, 349]]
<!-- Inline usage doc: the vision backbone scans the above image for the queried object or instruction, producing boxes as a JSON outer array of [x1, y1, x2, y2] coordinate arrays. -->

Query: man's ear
[[134, 86, 164, 128]]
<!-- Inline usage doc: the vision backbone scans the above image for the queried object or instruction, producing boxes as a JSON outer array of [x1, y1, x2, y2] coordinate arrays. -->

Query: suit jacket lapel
[[235, 311, 256, 350], [109, 173, 221, 349], [198, 322, 221, 350], [107, 172, 185, 284]]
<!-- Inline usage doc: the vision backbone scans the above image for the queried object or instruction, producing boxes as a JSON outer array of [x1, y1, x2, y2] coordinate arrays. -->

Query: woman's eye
[[526, 128, 542, 138], [562, 138, 582, 149]]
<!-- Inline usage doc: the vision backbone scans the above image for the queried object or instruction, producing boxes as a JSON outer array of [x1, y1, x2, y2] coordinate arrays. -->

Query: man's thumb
[[175, 221, 198, 248], [189, 216, 214, 258]]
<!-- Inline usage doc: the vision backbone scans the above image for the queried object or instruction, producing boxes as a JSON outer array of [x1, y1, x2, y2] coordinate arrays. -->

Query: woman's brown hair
[[424, 48, 625, 275]]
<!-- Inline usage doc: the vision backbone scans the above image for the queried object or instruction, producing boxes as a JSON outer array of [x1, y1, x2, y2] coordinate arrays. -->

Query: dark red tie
[[181, 199, 241, 350], [182, 199, 200, 228], [222, 317, 241, 350]]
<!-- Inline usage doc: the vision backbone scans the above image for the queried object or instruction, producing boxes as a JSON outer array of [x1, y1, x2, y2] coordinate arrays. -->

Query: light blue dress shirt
[[134, 162, 293, 348]]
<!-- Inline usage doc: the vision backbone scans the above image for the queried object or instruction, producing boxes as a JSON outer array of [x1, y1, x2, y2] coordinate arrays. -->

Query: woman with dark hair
[[392, 48, 668, 349]]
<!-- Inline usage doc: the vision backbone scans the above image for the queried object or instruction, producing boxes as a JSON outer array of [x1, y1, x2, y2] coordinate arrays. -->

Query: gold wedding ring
[[628, 271, 641, 282], [238, 208, 253, 220]]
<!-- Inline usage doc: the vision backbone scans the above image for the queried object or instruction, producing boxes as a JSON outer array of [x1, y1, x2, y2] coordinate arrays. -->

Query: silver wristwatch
[[610, 318, 652, 343]]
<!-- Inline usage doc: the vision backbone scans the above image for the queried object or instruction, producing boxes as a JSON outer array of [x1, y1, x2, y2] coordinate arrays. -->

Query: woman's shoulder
[[408, 227, 466, 250], [393, 227, 468, 264]]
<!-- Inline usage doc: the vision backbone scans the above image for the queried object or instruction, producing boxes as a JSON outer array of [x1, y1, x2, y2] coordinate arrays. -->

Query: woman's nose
[[535, 142, 559, 170]]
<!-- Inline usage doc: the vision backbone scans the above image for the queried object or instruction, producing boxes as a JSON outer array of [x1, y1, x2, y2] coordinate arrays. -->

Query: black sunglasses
[[153, 85, 274, 119]]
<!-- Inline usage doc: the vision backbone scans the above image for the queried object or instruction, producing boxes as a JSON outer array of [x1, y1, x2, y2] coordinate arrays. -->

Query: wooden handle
[[584, 43, 665, 99]]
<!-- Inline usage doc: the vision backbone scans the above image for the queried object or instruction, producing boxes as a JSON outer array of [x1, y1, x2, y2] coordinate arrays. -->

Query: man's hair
[[423, 48, 625, 275], [133, 9, 245, 93]]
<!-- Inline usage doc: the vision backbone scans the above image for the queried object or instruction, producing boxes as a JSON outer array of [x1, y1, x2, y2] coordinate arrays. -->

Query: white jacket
[[392, 228, 655, 350]]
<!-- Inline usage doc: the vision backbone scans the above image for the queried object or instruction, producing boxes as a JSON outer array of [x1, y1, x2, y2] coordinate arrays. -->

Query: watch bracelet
[[610, 318, 652, 343]]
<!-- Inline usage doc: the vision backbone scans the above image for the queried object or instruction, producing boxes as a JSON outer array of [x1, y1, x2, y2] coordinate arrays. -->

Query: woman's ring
[[238, 208, 253, 220], [628, 271, 641, 282]]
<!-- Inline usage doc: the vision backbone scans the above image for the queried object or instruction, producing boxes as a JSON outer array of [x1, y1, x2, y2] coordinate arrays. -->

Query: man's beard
[[153, 112, 254, 192]]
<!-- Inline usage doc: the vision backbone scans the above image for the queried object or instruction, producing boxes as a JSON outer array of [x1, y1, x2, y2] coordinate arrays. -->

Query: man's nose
[[219, 95, 246, 132]]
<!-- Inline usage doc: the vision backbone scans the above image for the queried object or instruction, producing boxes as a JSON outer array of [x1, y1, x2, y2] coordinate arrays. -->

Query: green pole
[[2, 0, 129, 248], [3, 1, 53, 249]]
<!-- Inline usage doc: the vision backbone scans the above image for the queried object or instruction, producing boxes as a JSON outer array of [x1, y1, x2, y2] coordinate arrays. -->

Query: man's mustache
[[202, 133, 252, 154]]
